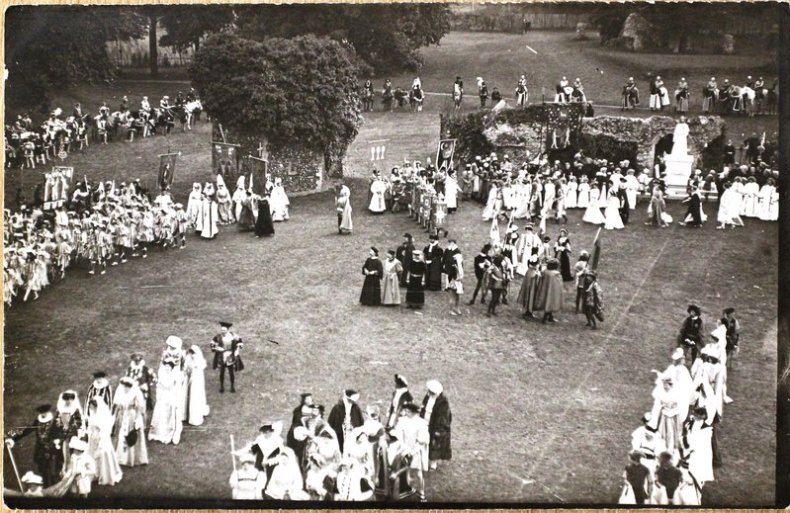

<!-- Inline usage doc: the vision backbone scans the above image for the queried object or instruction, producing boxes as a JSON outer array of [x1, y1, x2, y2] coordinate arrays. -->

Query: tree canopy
[[5, 6, 145, 112], [159, 5, 236, 52], [190, 33, 362, 156], [234, 4, 451, 74]]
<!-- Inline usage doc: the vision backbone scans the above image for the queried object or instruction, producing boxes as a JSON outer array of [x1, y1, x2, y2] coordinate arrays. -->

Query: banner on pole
[[435, 139, 457, 171], [158, 153, 180, 191], [243, 155, 269, 196], [212, 141, 240, 186]]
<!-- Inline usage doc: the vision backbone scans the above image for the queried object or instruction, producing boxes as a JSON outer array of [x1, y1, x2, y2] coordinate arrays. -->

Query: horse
[[183, 100, 202, 129], [570, 86, 586, 103], [152, 108, 175, 135], [556, 84, 574, 103], [516, 83, 529, 107], [409, 88, 424, 112], [362, 87, 374, 112], [622, 85, 639, 110], [765, 80, 779, 115], [453, 83, 463, 111]]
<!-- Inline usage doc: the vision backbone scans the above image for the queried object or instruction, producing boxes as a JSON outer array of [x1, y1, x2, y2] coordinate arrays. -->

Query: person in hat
[[126, 353, 157, 410], [535, 258, 564, 324], [112, 377, 148, 467], [581, 270, 603, 329], [65, 437, 96, 498], [264, 447, 308, 499], [53, 390, 84, 468], [229, 452, 267, 500], [720, 307, 740, 368], [443, 239, 464, 315], [423, 235, 444, 292], [148, 358, 184, 445], [386, 375, 414, 429], [555, 228, 574, 282], [85, 371, 113, 418], [328, 390, 364, 453], [381, 249, 403, 306], [6, 404, 63, 487], [85, 398, 123, 486], [663, 348, 694, 420], [20, 471, 45, 497], [678, 304, 704, 362], [421, 380, 451, 472], [238, 421, 285, 484], [210, 322, 244, 393], [335, 184, 353, 235], [360, 247, 384, 306], [623, 450, 650, 504], [468, 243, 492, 305], [652, 451, 682, 505], [394, 402, 429, 501], [395, 234, 415, 287], [680, 407, 714, 486], [405, 250, 426, 309]]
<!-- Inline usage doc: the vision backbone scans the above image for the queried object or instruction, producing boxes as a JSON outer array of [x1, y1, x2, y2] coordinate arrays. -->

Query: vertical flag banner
[[158, 152, 179, 191], [435, 139, 457, 171], [212, 142, 241, 187], [243, 156, 269, 197], [590, 227, 602, 271]]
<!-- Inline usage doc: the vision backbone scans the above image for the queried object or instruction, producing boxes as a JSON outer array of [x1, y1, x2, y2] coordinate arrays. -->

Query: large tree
[[234, 4, 451, 74], [159, 5, 236, 52], [4, 5, 145, 112], [190, 33, 362, 167]]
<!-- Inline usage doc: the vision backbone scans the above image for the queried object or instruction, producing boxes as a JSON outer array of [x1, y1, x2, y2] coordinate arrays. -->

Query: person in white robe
[[624, 170, 640, 209], [542, 180, 556, 219], [582, 186, 605, 225], [394, 402, 429, 501], [85, 399, 123, 486], [196, 184, 219, 239], [682, 407, 714, 486], [757, 178, 777, 221], [185, 183, 203, 227], [232, 176, 247, 222], [215, 174, 234, 224], [270, 178, 290, 221], [740, 177, 760, 217], [445, 171, 459, 213], [112, 377, 148, 467], [662, 348, 694, 421], [648, 372, 683, 454], [264, 448, 309, 499], [229, 453, 267, 500], [368, 178, 387, 214], [673, 461, 702, 506], [729, 179, 746, 226], [148, 359, 184, 445], [603, 186, 625, 230], [716, 182, 735, 229], [577, 176, 590, 209], [482, 182, 501, 221], [565, 176, 578, 209], [184, 345, 210, 426]]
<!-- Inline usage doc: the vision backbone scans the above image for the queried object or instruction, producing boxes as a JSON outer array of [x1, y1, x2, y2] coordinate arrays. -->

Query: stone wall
[[441, 107, 725, 171], [212, 123, 327, 193]]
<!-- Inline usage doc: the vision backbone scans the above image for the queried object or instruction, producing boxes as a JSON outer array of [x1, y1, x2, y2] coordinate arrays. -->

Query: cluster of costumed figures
[[619, 305, 740, 505], [4, 179, 191, 305], [183, 174, 290, 239], [3, 336, 211, 498], [228, 376, 452, 502]]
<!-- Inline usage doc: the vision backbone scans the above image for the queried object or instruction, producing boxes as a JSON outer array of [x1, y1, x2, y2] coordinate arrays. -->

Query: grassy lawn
[[3, 31, 778, 505]]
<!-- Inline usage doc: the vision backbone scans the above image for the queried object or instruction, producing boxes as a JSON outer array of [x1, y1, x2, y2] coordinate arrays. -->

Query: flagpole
[[5, 443, 24, 492]]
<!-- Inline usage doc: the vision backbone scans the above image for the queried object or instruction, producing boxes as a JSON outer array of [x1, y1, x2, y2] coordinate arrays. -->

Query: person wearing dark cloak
[[554, 229, 574, 282], [254, 193, 275, 237], [680, 187, 703, 227], [395, 233, 415, 287], [516, 255, 541, 319], [582, 271, 604, 329], [535, 258, 564, 324], [423, 235, 444, 291], [6, 404, 63, 487], [359, 247, 383, 306], [237, 191, 257, 232], [406, 250, 426, 309]]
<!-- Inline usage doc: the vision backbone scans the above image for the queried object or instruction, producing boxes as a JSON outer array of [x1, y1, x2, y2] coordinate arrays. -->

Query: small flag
[[590, 227, 602, 271]]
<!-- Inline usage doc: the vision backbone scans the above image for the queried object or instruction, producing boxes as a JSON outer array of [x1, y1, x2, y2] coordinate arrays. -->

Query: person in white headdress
[[185, 183, 203, 227], [65, 437, 96, 498], [148, 358, 184, 445], [19, 471, 45, 497], [336, 184, 353, 235], [648, 371, 683, 454], [662, 348, 694, 421], [197, 183, 219, 239], [394, 402, 429, 501], [232, 176, 247, 222], [229, 453, 267, 500], [183, 345, 210, 426], [270, 177, 291, 221], [623, 170, 640, 210], [55, 390, 84, 468], [215, 174, 235, 224], [112, 377, 148, 467], [85, 398, 123, 486], [264, 447, 309, 499], [161, 335, 186, 369], [332, 456, 375, 501], [369, 176, 388, 214]]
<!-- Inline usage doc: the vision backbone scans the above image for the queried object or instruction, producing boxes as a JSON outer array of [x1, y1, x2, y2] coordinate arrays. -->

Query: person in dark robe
[[468, 243, 492, 305], [126, 353, 156, 410], [406, 250, 426, 309], [554, 229, 574, 282], [582, 271, 604, 329], [237, 191, 257, 232], [721, 307, 740, 367], [210, 321, 244, 393], [421, 380, 452, 471], [386, 374, 413, 429], [360, 247, 384, 306], [254, 193, 275, 237], [6, 404, 64, 487], [617, 185, 630, 225], [535, 258, 564, 323], [680, 187, 703, 227], [656, 451, 682, 504], [624, 450, 650, 504], [516, 255, 540, 319], [286, 393, 314, 465], [441, 239, 461, 291], [395, 233, 414, 287], [327, 389, 364, 454], [723, 140, 736, 166], [423, 235, 444, 291], [678, 304, 704, 362]]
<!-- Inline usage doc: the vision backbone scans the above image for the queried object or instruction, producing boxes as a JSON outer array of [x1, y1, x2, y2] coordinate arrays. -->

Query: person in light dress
[[582, 185, 605, 225], [603, 185, 625, 230], [184, 345, 210, 426], [270, 178, 291, 221]]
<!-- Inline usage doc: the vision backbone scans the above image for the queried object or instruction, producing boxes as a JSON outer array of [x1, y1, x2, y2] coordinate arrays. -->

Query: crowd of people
[[230, 375, 452, 501], [620, 305, 740, 505], [4, 334, 215, 498], [5, 89, 203, 170]]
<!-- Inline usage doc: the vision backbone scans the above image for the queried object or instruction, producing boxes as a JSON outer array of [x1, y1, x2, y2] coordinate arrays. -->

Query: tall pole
[[5, 443, 24, 492]]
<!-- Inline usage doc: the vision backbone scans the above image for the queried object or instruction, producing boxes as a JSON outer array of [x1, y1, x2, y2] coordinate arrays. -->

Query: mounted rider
[[675, 77, 690, 113], [98, 102, 110, 119], [753, 76, 766, 100], [702, 77, 718, 112], [140, 96, 151, 115], [186, 88, 198, 103], [556, 76, 570, 103], [175, 91, 185, 108], [515, 74, 528, 107], [571, 77, 586, 103], [119, 96, 129, 113], [649, 75, 666, 111]]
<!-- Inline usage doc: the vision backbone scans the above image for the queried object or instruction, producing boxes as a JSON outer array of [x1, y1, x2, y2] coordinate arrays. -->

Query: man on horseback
[[140, 96, 151, 115], [160, 95, 172, 113], [410, 82, 424, 112], [571, 77, 586, 103], [622, 77, 639, 109], [515, 74, 528, 107], [675, 77, 689, 113], [556, 76, 569, 103], [702, 77, 718, 113], [99, 102, 110, 119], [477, 77, 488, 108], [186, 88, 198, 103], [649, 75, 667, 111], [453, 76, 464, 111], [119, 96, 129, 113], [175, 91, 185, 109], [382, 79, 394, 112]]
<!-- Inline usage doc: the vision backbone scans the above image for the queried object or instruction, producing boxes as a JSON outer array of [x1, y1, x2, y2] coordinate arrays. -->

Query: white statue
[[671, 116, 690, 157]]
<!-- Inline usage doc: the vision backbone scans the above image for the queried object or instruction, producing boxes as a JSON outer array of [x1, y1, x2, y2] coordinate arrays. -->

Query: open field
[[3, 31, 779, 505]]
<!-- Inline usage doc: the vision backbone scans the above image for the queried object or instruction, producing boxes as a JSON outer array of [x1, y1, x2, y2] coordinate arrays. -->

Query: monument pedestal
[[664, 154, 693, 199]]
